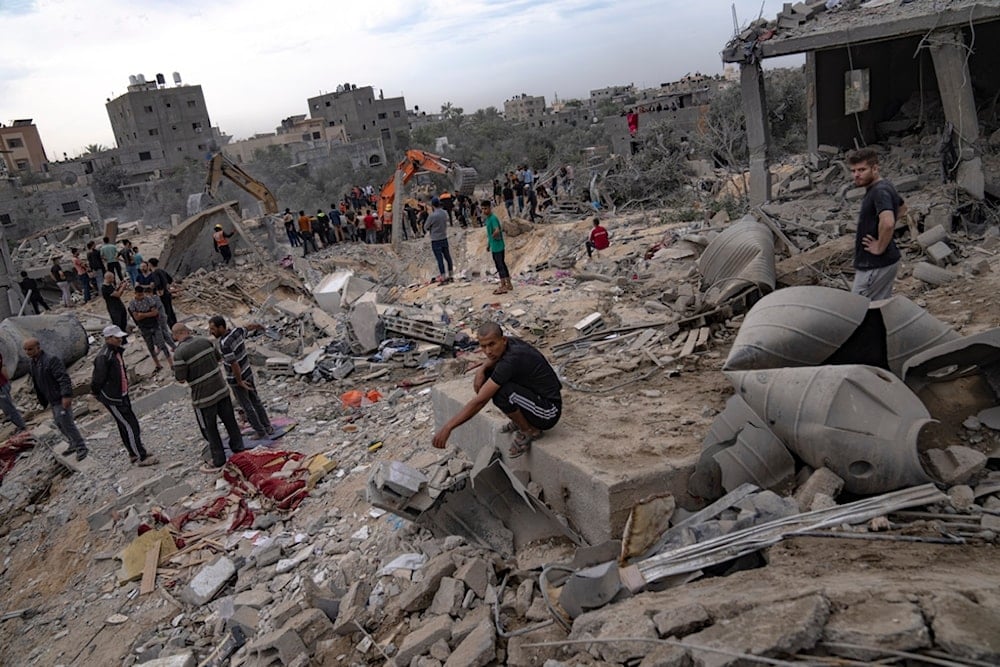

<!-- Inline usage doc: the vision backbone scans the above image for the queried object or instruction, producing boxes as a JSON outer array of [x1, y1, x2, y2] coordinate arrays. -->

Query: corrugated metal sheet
[[726, 365, 932, 494], [724, 286, 869, 371], [699, 215, 776, 306]]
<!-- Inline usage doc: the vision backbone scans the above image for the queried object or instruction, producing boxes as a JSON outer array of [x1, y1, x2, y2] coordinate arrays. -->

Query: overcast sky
[[0, 0, 795, 160]]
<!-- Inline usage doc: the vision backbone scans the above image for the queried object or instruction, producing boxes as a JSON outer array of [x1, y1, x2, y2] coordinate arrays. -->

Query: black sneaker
[[61, 445, 76, 456], [75, 449, 89, 461]]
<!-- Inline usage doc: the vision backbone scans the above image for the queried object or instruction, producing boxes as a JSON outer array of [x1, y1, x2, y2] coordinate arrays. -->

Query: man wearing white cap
[[91, 325, 158, 466]]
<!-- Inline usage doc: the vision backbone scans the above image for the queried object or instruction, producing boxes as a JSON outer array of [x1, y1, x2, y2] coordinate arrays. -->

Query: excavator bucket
[[451, 167, 478, 196]]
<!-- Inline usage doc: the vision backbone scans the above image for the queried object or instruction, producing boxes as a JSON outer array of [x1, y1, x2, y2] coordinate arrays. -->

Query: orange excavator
[[378, 149, 478, 218]]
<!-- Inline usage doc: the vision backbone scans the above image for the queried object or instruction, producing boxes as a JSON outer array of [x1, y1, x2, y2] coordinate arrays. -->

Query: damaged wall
[[159, 200, 240, 278]]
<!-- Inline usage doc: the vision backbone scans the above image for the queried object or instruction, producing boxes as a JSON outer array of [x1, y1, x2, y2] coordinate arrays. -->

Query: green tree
[[91, 164, 129, 209], [82, 144, 110, 156]]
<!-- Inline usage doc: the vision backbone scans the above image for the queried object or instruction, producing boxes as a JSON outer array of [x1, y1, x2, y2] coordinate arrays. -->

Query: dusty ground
[[0, 181, 998, 666]]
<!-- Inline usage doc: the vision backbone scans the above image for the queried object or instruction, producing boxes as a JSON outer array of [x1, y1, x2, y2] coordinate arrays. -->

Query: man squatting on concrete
[[172, 323, 246, 469], [847, 147, 905, 300], [91, 325, 158, 466], [208, 315, 274, 440], [433, 322, 562, 458], [25, 337, 89, 460]]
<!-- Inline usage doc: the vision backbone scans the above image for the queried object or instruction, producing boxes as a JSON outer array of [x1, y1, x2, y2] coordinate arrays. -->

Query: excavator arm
[[378, 150, 477, 218], [205, 153, 279, 215]]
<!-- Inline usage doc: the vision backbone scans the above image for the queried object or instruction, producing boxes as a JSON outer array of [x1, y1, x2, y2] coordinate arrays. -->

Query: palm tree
[[82, 144, 109, 156]]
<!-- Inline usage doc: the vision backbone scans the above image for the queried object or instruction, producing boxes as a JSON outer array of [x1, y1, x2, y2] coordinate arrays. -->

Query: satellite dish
[[59, 172, 78, 186]]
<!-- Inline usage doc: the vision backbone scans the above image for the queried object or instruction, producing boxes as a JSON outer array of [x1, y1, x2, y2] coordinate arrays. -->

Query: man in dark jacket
[[18, 271, 50, 314], [91, 325, 158, 466], [148, 258, 177, 327], [25, 337, 88, 460]]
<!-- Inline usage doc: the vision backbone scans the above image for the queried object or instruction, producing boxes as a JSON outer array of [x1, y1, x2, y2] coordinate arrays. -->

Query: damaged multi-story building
[[723, 0, 1000, 205]]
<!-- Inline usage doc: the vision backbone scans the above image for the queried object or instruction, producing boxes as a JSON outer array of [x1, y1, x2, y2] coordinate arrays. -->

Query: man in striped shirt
[[172, 323, 245, 469], [208, 315, 273, 440]]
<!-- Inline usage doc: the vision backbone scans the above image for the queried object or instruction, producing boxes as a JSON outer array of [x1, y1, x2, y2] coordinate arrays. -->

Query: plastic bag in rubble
[[341, 389, 382, 408]]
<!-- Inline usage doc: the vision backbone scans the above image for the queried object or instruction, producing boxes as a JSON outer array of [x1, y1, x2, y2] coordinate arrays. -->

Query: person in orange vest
[[212, 224, 235, 264]]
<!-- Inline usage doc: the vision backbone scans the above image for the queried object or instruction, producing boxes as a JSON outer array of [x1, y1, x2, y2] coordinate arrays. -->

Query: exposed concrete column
[[741, 60, 772, 206], [929, 28, 984, 198], [805, 52, 819, 155], [391, 170, 403, 252]]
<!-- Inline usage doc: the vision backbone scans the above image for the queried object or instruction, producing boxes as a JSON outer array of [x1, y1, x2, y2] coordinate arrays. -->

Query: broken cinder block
[[925, 241, 955, 266], [574, 312, 605, 337]]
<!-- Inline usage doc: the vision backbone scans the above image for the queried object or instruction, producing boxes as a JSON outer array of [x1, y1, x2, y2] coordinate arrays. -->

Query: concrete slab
[[432, 378, 700, 545]]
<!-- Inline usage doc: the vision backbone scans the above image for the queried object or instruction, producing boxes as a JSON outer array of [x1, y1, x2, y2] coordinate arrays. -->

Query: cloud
[[0, 0, 797, 158], [0, 0, 36, 15]]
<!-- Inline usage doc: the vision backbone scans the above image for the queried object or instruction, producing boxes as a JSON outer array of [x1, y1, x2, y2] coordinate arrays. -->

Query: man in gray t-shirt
[[426, 197, 454, 283]]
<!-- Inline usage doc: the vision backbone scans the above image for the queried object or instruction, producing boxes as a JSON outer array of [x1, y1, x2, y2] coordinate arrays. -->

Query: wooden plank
[[140, 542, 161, 595], [695, 327, 711, 350], [679, 330, 699, 358]]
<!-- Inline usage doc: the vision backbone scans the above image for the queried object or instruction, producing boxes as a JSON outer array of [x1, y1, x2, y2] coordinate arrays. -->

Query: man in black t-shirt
[[847, 148, 905, 300], [433, 322, 561, 458]]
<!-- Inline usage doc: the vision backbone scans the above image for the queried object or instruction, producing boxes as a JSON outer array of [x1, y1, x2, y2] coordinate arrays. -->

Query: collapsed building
[[723, 0, 1000, 205]]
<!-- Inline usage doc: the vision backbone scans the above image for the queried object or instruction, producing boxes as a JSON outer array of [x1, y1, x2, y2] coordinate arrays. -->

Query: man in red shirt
[[586, 218, 610, 258], [363, 209, 378, 244]]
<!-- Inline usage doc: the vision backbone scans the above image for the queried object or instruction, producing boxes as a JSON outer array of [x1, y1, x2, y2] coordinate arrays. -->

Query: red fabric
[[0, 432, 34, 482], [627, 112, 639, 136]]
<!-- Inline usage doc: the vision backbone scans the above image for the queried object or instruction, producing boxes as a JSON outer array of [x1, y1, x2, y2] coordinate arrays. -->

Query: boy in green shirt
[[484, 201, 512, 294]]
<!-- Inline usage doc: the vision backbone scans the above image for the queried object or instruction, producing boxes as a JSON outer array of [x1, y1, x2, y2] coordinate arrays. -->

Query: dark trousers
[[492, 250, 510, 279], [586, 241, 596, 258], [107, 261, 124, 282], [28, 292, 50, 314], [160, 291, 177, 327], [219, 245, 233, 264], [195, 395, 245, 467], [52, 404, 88, 451], [300, 232, 318, 256], [231, 384, 271, 436], [103, 396, 147, 460], [492, 382, 561, 431], [286, 228, 301, 246], [431, 240, 453, 277]]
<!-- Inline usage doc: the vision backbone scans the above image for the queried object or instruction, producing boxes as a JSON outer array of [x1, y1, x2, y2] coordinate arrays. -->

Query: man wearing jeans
[[427, 197, 454, 283], [0, 351, 28, 433], [208, 316, 273, 440], [25, 338, 88, 460]]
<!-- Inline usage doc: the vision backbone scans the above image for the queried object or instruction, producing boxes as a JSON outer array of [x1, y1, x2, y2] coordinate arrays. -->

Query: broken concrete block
[[683, 595, 830, 667], [227, 605, 259, 636], [912, 262, 957, 286], [639, 645, 692, 667], [916, 225, 948, 250], [270, 598, 306, 629], [817, 144, 839, 156], [967, 258, 991, 275], [822, 599, 929, 660], [286, 608, 335, 650], [428, 576, 465, 616], [571, 606, 660, 664], [926, 592, 1000, 662], [155, 483, 193, 507], [233, 588, 273, 610], [925, 446, 987, 485], [924, 206, 952, 231], [348, 296, 384, 353], [957, 157, 985, 200], [810, 492, 838, 511], [393, 614, 453, 667], [793, 467, 844, 511], [332, 580, 370, 635], [787, 178, 812, 193], [396, 553, 457, 613], [653, 603, 711, 638], [181, 557, 236, 606], [893, 174, 921, 193], [248, 628, 308, 666], [515, 579, 534, 617], [925, 241, 954, 266], [574, 312, 605, 336], [844, 187, 866, 201], [444, 620, 496, 667], [947, 485, 974, 511], [454, 558, 491, 599], [137, 654, 195, 667]]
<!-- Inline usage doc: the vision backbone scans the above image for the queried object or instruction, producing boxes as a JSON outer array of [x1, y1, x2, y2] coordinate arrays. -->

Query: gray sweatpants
[[851, 262, 899, 301]]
